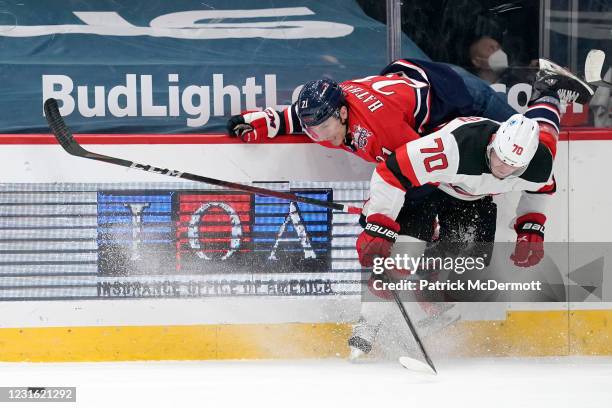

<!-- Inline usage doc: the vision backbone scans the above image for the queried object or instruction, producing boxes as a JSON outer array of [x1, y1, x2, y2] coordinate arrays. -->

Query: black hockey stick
[[380, 271, 437, 374], [585, 49, 611, 89], [43, 98, 362, 215], [46, 97, 435, 371]]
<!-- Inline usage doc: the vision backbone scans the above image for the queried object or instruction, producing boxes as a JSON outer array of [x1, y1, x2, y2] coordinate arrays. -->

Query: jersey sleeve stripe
[[525, 103, 560, 133], [376, 161, 408, 191], [417, 87, 432, 133], [535, 117, 561, 134], [394, 145, 422, 186], [284, 109, 293, 134], [389, 60, 430, 83], [287, 103, 303, 134], [413, 85, 422, 124], [381, 60, 432, 134], [529, 102, 561, 116], [527, 176, 557, 194]]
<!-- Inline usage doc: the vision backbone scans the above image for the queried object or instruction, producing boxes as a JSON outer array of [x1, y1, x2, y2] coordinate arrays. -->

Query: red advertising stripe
[[0, 134, 311, 144], [0, 129, 610, 144], [179, 194, 256, 203], [558, 129, 612, 141]]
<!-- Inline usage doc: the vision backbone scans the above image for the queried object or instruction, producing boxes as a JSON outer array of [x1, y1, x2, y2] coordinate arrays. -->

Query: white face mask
[[488, 49, 508, 72]]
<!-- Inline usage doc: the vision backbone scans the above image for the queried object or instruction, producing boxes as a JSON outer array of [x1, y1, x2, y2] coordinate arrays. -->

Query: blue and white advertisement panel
[[0, 0, 427, 133]]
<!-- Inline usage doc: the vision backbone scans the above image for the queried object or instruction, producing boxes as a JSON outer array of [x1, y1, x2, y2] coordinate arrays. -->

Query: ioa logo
[[0, 8, 353, 40], [98, 189, 332, 275]]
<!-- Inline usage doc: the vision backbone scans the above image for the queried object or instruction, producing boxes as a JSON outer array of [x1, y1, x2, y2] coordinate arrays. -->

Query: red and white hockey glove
[[356, 214, 399, 267], [510, 213, 546, 267], [226, 108, 280, 143]]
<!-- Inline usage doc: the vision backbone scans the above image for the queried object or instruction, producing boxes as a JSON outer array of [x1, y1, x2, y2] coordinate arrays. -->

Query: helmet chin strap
[[341, 110, 356, 151], [343, 128, 356, 151]]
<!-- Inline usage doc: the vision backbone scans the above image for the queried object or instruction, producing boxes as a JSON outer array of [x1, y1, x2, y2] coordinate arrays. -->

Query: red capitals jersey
[[282, 73, 429, 163]]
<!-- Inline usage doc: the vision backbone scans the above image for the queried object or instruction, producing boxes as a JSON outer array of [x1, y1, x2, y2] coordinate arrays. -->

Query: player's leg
[[421, 194, 497, 306], [472, 196, 497, 263], [433, 195, 497, 265], [450, 65, 518, 121], [348, 301, 393, 360], [395, 192, 461, 337], [349, 191, 438, 359], [532, 58, 594, 104], [396, 188, 439, 240]]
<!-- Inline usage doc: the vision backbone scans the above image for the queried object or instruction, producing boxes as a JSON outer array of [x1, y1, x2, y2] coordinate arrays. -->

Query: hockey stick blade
[[44, 98, 89, 157], [585, 50, 611, 89], [399, 356, 437, 374], [43, 98, 361, 214], [585, 50, 605, 83]]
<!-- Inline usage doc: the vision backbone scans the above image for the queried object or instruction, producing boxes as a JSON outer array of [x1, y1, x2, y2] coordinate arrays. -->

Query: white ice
[[0, 357, 610, 408]]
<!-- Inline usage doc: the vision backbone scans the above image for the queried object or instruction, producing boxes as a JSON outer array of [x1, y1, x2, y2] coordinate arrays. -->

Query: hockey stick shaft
[[588, 80, 612, 88], [383, 271, 437, 374], [43, 98, 361, 214]]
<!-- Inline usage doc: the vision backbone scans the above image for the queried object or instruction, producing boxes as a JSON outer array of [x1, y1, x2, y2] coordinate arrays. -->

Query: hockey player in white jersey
[[358, 111, 555, 266], [349, 60, 594, 359]]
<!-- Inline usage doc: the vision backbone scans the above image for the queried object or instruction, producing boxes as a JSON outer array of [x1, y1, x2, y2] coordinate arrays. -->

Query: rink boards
[[0, 131, 611, 361]]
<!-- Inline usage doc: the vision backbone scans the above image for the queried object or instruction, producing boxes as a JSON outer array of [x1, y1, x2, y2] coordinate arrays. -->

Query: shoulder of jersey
[[520, 144, 554, 183], [444, 118, 500, 176], [446, 117, 499, 130]]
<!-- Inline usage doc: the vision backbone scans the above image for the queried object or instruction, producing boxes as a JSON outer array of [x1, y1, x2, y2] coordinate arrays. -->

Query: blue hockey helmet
[[297, 79, 345, 127]]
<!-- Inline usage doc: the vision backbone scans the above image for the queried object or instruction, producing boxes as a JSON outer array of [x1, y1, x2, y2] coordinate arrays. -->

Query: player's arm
[[226, 103, 304, 143], [525, 93, 561, 157], [511, 163, 556, 268], [357, 133, 455, 266], [515, 94, 559, 224], [508, 91, 561, 267]]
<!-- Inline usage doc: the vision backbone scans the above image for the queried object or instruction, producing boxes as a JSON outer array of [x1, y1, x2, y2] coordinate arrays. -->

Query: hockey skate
[[348, 318, 380, 361], [533, 58, 594, 104]]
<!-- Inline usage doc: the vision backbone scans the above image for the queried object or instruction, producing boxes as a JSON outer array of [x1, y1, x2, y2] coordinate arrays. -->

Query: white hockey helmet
[[488, 114, 540, 169]]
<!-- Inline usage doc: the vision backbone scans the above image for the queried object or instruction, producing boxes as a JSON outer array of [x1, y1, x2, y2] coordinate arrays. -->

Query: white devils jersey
[[367, 117, 556, 221]]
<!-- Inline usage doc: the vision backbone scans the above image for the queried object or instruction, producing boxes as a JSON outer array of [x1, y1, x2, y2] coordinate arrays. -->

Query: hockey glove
[[511, 213, 546, 267], [227, 108, 280, 143], [356, 214, 400, 267]]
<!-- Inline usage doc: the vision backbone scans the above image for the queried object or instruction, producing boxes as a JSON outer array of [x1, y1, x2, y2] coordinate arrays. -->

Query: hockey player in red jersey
[[227, 59, 519, 164]]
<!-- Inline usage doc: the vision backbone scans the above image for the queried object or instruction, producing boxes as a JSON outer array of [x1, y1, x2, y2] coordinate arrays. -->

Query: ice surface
[[0, 357, 610, 408]]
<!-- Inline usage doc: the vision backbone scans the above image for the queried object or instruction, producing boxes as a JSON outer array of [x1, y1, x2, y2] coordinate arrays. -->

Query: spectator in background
[[469, 36, 508, 84], [468, 34, 539, 100]]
